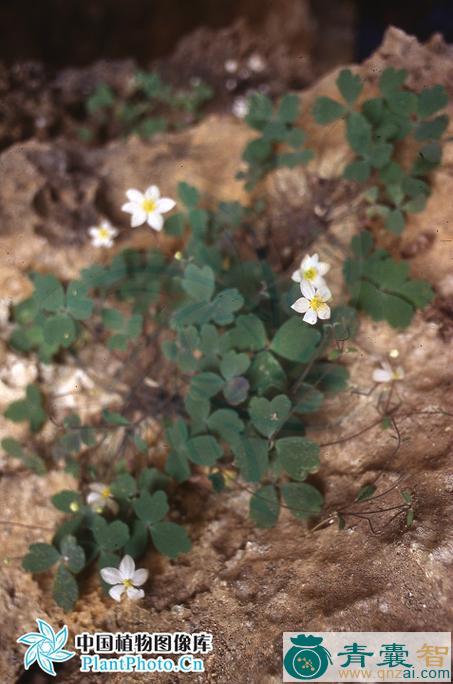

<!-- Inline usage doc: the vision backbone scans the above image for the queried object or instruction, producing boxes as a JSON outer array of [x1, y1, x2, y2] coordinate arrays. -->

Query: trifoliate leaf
[[190, 372, 224, 400], [22, 543, 60, 573], [277, 94, 299, 123], [92, 518, 130, 551], [1, 437, 45, 474], [165, 212, 185, 236], [231, 314, 267, 350], [209, 289, 244, 325], [4, 384, 46, 432], [346, 112, 372, 154], [385, 209, 406, 235], [123, 519, 149, 558], [250, 485, 280, 528], [207, 409, 244, 442], [280, 482, 323, 519], [249, 395, 291, 438], [355, 484, 376, 502], [32, 274, 65, 312], [165, 450, 191, 483], [150, 522, 191, 558], [312, 97, 346, 124], [51, 490, 83, 513], [43, 314, 77, 348], [133, 490, 169, 524], [102, 409, 129, 426], [336, 68, 362, 104], [293, 383, 324, 413], [271, 318, 321, 363], [414, 115, 448, 141], [223, 376, 250, 406], [248, 351, 286, 395], [343, 159, 371, 182], [110, 473, 136, 499], [275, 437, 320, 481], [53, 564, 78, 612], [306, 362, 349, 393], [66, 280, 93, 320], [378, 67, 407, 97]]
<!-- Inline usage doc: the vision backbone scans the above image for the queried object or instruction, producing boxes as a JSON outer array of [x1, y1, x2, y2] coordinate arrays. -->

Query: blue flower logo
[[17, 619, 75, 676]]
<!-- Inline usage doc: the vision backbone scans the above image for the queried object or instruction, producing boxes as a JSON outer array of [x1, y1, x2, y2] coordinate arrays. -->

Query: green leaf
[[60, 535, 86, 573], [280, 482, 323, 519], [22, 543, 60, 573], [207, 409, 244, 442], [92, 518, 130, 551], [187, 435, 222, 465], [385, 209, 406, 235], [337, 69, 362, 104], [417, 85, 448, 118], [53, 564, 78, 612], [188, 208, 209, 236], [249, 395, 291, 438], [275, 437, 320, 480], [4, 384, 46, 433], [165, 449, 191, 482], [182, 264, 215, 302], [346, 112, 372, 154], [43, 314, 77, 348], [1, 437, 45, 474], [209, 289, 244, 325], [248, 351, 286, 395], [231, 314, 266, 351], [110, 473, 136, 499], [220, 350, 250, 380], [151, 522, 191, 558], [190, 372, 224, 400], [312, 97, 346, 124], [232, 437, 269, 482], [223, 376, 250, 406], [307, 362, 349, 393], [385, 90, 417, 116], [243, 138, 272, 163], [414, 115, 448, 141], [355, 484, 376, 502], [133, 490, 169, 523], [66, 280, 93, 320], [245, 93, 273, 128], [250, 485, 280, 528], [51, 490, 83, 513], [32, 274, 65, 312], [178, 182, 199, 209], [293, 384, 324, 413], [343, 159, 371, 182], [102, 308, 124, 330], [401, 489, 412, 505], [123, 520, 149, 558], [406, 509, 415, 527], [165, 212, 185, 236], [102, 409, 130, 426], [277, 94, 299, 123], [379, 67, 407, 97], [271, 318, 321, 363]]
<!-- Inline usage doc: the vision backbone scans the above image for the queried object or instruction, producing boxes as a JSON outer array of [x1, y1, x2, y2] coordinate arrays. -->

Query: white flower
[[100, 555, 148, 602], [291, 282, 332, 325], [247, 52, 266, 73], [88, 220, 118, 248], [86, 482, 119, 515], [291, 253, 330, 288], [372, 361, 405, 384], [121, 185, 176, 231], [224, 59, 238, 74], [232, 97, 249, 119]]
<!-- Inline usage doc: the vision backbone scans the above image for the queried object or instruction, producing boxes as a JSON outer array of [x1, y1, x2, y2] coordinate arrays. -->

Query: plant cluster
[[80, 70, 213, 142], [2, 67, 447, 611]]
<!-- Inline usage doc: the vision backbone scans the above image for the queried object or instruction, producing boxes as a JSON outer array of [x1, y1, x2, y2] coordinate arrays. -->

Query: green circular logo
[[284, 634, 332, 680]]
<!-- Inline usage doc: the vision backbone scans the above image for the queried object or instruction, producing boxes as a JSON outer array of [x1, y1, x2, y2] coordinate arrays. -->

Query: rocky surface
[[0, 27, 452, 682]]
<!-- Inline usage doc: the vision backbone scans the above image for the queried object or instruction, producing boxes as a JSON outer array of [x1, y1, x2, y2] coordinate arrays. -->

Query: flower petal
[[147, 212, 164, 231], [303, 309, 318, 325], [301, 281, 316, 299], [317, 261, 330, 276], [132, 568, 149, 586], [372, 369, 392, 383], [316, 285, 332, 302], [109, 584, 125, 602], [145, 185, 160, 200], [121, 201, 137, 214], [156, 197, 176, 213], [126, 586, 145, 601], [291, 270, 302, 282], [89, 482, 106, 493], [119, 555, 135, 580], [317, 303, 331, 320], [131, 209, 147, 227], [100, 567, 122, 585], [291, 297, 310, 313], [126, 189, 144, 203], [87, 492, 102, 506], [301, 254, 314, 269]]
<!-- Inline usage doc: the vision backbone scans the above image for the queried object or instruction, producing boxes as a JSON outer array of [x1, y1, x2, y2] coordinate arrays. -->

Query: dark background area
[[0, 0, 452, 66]]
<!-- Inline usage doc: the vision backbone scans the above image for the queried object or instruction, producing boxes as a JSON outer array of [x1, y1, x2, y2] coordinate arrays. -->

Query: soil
[[0, 24, 452, 684]]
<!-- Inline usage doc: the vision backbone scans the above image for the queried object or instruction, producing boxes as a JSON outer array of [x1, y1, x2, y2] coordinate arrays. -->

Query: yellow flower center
[[101, 487, 111, 499], [123, 578, 134, 588], [310, 295, 323, 312], [142, 198, 156, 213], [98, 226, 110, 239], [304, 267, 318, 281]]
